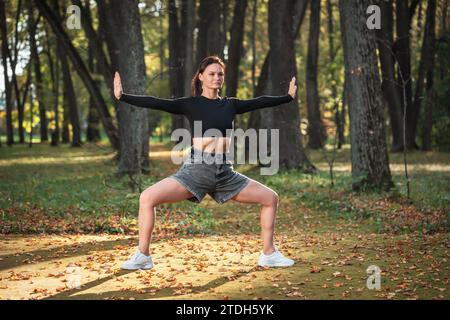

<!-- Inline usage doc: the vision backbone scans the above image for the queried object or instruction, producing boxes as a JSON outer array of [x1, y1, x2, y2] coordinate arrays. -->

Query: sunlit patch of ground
[[0, 142, 448, 300], [0, 230, 448, 300]]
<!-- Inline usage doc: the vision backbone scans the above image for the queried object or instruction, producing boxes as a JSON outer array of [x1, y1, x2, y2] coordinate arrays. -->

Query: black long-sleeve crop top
[[119, 92, 293, 138]]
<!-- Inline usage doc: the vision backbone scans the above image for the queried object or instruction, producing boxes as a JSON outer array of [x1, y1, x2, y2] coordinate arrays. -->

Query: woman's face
[[199, 63, 225, 91]]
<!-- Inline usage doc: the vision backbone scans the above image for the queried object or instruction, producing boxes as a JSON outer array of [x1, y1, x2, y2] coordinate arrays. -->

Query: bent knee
[[139, 189, 159, 206], [262, 191, 279, 207]]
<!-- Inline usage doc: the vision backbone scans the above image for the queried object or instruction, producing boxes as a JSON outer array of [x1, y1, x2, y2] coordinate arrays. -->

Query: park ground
[[0, 140, 448, 300]]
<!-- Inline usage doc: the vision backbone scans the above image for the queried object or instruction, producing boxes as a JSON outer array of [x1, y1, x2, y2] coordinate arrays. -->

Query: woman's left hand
[[288, 76, 297, 99]]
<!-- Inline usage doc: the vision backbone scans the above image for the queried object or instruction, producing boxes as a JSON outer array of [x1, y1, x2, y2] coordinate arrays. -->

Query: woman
[[116, 56, 297, 270]]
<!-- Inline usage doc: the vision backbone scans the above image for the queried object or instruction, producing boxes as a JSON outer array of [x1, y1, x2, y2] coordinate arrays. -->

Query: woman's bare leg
[[231, 179, 279, 255], [138, 177, 194, 255]]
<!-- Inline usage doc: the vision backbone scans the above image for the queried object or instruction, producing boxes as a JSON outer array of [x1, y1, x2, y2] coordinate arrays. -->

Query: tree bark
[[339, 0, 393, 191], [53, 1, 81, 147], [306, 0, 326, 149], [410, 0, 437, 149], [0, 0, 14, 145], [268, 0, 314, 170], [28, 2, 48, 142], [98, 0, 150, 178], [377, 0, 404, 151], [196, 0, 224, 65], [247, 0, 308, 132], [44, 23, 60, 146], [169, 0, 187, 136], [225, 0, 248, 98], [83, 0, 101, 142], [9, 0, 24, 143], [326, 0, 344, 150]]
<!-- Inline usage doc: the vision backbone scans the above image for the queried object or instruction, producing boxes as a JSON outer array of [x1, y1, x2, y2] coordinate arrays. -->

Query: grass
[[0, 140, 448, 300]]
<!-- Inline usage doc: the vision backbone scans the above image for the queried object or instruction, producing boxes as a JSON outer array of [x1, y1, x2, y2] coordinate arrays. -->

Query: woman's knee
[[139, 188, 159, 206], [262, 191, 279, 207]]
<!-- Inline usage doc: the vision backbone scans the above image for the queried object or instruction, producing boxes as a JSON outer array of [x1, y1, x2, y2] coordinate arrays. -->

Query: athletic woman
[[115, 56, 297, 270]]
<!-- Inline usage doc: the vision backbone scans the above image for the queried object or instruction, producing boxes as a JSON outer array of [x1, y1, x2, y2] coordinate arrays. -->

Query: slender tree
[[306, 0, 326, 149], [0, 0, 14, 145]]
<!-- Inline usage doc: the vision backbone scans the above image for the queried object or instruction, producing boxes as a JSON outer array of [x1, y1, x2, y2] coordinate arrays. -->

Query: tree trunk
[[339, 0, 393, 191], [395, 0, 414, 149], [53, 2, 81, 147], [84, 0, 101, 142], [99, 0, 150, 179], [306, 0, 326, 149], [28, 2, 48, 142], [169, 0, 187, 137], [410, 0, 437, 149], [182, 0, 195, 97], [44, 23, 60, 146], [225, 0, 248, 98], [377, 0, 404, 152], [247, 0, 308, 132], [247, 0, 309, 163], [74, 0, 121, 120], [251, 0, 257, 95], [268, 0, 314, 171], [9, 0, 24, 143], [35, 0, 119, 150], [196, 0, 224, 65], [326, 0, 344, 150], [0, 0, 14, 145]]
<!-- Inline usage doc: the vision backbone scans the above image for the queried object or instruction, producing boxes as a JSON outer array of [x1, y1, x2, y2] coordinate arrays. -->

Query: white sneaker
[[121, 248, 154, 270], [257, 250, 294, 267]]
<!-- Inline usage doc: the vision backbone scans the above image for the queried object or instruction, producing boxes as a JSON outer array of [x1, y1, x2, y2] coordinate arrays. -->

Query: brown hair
[[191, 55, 226, 96]]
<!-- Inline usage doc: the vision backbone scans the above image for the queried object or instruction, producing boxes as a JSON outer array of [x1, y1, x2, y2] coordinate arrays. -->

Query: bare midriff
[[192, 137, 230, 154]]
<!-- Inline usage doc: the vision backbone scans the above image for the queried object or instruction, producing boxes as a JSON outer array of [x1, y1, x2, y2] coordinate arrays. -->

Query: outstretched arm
[[114, 72, 186, 115], [233, 76, 297, 114]]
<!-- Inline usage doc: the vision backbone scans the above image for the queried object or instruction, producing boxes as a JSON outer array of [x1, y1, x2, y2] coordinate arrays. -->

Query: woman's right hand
[[114, 71, 122, 100]]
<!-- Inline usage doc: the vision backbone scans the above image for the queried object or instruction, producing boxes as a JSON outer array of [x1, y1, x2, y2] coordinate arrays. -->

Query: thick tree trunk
[[306, 0, 326, 149], [35, 0, 119, 150], [268, 0, 314, 171], [99, 0, 150, 178], [0, 0, 14, 145], [339, 0, 393, 191], [377, 0, 405, 152]]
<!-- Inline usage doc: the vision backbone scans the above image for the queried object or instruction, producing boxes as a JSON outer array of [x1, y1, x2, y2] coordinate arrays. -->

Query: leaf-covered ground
[[0, 142, 448, 300]]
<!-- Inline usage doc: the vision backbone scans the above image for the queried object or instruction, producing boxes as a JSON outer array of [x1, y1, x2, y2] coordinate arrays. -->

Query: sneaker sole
[[121, 263, 154, 270], [258, 262, 295, 267]]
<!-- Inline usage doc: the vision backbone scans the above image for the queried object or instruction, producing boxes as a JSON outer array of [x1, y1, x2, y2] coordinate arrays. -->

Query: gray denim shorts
[[169, 147, 251, 204]]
